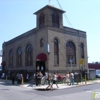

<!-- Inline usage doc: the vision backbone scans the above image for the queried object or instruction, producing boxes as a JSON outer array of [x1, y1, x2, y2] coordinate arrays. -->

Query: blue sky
[[0, 0, 100, 63]]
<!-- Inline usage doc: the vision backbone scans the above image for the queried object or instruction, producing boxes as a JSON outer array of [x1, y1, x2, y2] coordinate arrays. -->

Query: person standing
[[66, 71, 70, 85], [12, 73, 15, 84], [46, 73, 52, 89], [45, 72, 48, 85], [70, 72, 74, 85]]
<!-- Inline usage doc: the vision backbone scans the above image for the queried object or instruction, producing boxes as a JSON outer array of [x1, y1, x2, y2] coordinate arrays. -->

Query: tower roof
[[34, 5, 65, 14]]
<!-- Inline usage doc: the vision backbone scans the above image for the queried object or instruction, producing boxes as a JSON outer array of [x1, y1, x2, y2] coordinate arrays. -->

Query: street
[[0, 80, 100, 100]]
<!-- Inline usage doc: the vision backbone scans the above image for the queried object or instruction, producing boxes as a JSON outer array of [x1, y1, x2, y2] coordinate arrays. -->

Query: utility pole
[[70, 59, 73, 72]]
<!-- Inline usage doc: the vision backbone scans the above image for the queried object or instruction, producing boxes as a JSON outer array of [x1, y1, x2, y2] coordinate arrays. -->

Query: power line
[[56, 0, 73, 28]]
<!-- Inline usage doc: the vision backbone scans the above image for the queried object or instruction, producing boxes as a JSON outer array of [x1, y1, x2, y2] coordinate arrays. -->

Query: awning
[[36, 53, 47, 61]]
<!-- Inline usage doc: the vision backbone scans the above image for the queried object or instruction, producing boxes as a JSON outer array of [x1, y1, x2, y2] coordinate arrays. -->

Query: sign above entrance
[[36, 53, 47, 61]]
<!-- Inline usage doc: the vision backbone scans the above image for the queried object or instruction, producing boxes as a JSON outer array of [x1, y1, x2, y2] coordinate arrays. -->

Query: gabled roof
[[34, 5, 65, 14]]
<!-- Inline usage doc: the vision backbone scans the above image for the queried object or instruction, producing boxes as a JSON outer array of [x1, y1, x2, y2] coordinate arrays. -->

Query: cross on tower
[[48, 0, 51, 5]]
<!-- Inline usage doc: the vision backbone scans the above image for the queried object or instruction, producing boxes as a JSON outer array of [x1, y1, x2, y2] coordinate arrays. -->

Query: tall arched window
[[66, 41, 76, 64], [52, 12, 59, 28], [80, 43, 84, 59], [39, 13, 45, 28], [54, 38, 59, 65], [16, 47, 22, 67], [40, 38, 44, 47], [9, 49, 13, 67], [25, 44, 33, 66]]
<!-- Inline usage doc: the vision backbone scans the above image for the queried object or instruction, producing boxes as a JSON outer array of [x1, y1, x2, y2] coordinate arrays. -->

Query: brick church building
[[2, 5, 88, 75]]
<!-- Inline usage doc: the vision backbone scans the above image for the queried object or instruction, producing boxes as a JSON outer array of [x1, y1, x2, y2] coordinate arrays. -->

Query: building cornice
[[48, 26, 86, 38], [4, 28, 37, 45]]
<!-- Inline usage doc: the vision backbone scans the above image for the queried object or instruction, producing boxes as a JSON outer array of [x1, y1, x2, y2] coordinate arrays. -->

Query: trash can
[[74, 73, 81, 84]]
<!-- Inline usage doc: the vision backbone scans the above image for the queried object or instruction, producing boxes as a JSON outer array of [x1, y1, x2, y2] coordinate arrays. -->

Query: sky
[[0, 0, 100, 64]]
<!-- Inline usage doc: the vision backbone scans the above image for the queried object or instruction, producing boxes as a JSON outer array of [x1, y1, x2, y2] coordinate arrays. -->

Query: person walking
[[46, 72, 59, 90], [46, 73, 52, 89]]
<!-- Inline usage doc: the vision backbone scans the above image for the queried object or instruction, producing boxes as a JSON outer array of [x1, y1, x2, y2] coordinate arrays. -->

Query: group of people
[[11, 71, 75, 90], [34, 71, 59, 90], [35, 71, 43, 86], [11, 73, 23, 84], [66, 71, 74, 85], [34, 71, 75, 89]]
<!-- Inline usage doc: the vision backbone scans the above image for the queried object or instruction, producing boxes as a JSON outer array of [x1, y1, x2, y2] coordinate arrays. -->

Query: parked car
[[96, 70, 100, 78]]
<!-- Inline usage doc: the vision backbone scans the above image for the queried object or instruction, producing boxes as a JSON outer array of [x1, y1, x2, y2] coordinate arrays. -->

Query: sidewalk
[[22, 79, 100, 90], [0, 79, 100, 90]]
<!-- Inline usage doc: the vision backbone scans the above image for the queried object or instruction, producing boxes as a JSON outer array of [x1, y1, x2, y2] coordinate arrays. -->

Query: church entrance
[[36, 61, 45, 75], [36, 53, 47, 75]]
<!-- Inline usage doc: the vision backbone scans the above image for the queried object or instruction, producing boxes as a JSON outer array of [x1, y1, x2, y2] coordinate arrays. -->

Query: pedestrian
[[12, 73, 15, 84], [70, 72, 74, 85], [46, 72, 59, 90], [66, 71, 70, 85], [45, 72, 48, 85], [26, 73, 29, 82], [39, 71, 43, 85], [17, 73, 22, 84], [46, 73, 52, 89], [16, 73, 19, 84], [35, 72, 40, 86]]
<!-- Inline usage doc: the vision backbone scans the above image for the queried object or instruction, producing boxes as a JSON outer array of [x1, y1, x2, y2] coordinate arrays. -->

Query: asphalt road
[[0, 80, 100, 100]]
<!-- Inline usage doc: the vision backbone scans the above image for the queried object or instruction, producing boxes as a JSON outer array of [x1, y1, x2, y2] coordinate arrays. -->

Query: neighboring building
[[88, 63, 100, 69], [0, 50, 2, 66], [2, 5, 88, 75], [88, 63, 100, 79]]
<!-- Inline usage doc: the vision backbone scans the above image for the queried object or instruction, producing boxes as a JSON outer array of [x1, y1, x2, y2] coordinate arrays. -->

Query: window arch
[[39, 13, 45, 28], [80, 43, 84, 59], [25, 44, 33, 66], [16, 47, 22, 67], [52, 12, 59, 27], [54, 38, 59, 65], [66, 41, 76, 64], [9, 49, 13, 67], [40, 38, 44, 47]]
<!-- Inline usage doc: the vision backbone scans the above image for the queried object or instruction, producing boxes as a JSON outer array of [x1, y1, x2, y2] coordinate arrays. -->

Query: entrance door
[[36, 61, 45, 75]]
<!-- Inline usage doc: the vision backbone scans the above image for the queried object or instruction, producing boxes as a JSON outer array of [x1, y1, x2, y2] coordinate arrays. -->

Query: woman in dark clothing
[[12, 73, 15, 84]]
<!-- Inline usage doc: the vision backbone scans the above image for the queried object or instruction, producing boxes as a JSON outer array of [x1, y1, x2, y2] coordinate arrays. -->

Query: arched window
[[9, 49, 13, 67], [66, 41, 76, 64], [54, 38, 59, 65], [25, 44, 33, 66], [52, 12, 59, 28], [80, 43, 84, 59], [39, 13, 45, 28], [40, 38, 44, 47], [16, 47, 22, 67]]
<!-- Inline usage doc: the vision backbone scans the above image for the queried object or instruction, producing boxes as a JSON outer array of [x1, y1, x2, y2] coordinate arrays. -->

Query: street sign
[[79, 59, 85, 65], [69, 59, 73, 63]]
